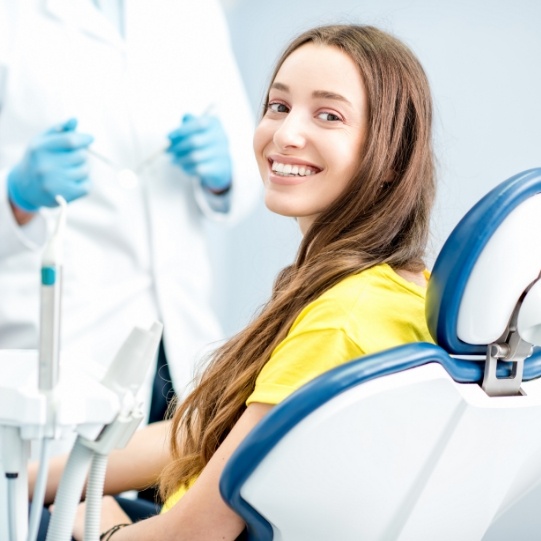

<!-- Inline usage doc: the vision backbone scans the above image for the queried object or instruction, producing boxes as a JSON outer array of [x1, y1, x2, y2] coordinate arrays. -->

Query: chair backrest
[[220, 168, 541, 541], [427, 168, 541, 354]]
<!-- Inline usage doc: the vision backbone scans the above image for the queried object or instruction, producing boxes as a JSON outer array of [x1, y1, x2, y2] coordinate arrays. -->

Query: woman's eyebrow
[[270, 82, 289, 92], [311, 90, 352, 105], [270, 83, 352, 106]]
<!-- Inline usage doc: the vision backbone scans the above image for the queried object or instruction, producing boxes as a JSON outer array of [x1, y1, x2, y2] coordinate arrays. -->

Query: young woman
[[63, 23, 435, 540]]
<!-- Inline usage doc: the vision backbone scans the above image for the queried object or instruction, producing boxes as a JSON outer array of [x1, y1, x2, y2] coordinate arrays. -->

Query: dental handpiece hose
[[39, 196, 67, 393], [25, 196, 67, 541]]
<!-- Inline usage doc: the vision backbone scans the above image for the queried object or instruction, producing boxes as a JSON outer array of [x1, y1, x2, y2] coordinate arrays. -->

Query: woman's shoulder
[[292, 264, 426, 332], [320, 263, 427, 305]]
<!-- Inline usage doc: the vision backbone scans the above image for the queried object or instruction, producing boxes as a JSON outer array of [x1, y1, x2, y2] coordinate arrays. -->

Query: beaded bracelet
[[99, 523, 130, 541]]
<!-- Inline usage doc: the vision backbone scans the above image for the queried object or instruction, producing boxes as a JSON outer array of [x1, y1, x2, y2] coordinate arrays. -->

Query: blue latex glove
[[167, 114, 232, 193], [7, 118, 94, 212]]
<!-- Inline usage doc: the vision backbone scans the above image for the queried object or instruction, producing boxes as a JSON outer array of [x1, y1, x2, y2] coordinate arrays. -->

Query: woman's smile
[[267, 155, 321, 185]]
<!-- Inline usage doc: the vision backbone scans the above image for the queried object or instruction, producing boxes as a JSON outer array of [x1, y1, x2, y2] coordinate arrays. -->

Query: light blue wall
[[212, 0, 540, 339]]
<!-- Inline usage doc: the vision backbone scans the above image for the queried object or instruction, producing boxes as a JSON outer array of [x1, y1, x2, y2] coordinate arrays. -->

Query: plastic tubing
[[45, 438, 94, 541], [27, 438, 52, 541], [7, 474, 19, 541], [83, 453, 109, 541]]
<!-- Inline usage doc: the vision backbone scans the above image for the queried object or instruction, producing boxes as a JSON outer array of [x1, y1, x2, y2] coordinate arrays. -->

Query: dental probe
[[132, 145, 168, 174], [86, 103, 216, 182], [133, 103, 217, 174], [38, 195, 67, 392], [86, 148, 121, 169]]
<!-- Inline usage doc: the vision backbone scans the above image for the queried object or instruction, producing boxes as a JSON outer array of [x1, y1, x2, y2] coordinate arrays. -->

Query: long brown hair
[[159, 24, 435, 499]]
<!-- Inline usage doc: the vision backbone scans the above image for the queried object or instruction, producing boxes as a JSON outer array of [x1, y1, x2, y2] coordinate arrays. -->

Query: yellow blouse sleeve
[[247, 327, 362, 406]]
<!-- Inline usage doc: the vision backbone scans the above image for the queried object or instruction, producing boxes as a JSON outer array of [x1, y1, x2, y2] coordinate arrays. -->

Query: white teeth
[[271, 160, 318, 177]]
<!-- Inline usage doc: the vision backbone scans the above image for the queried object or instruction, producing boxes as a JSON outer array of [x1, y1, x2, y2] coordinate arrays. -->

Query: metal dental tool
[[87, 103, 216, 183]]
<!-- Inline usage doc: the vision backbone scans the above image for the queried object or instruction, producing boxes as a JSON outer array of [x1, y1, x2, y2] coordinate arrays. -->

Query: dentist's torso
[[0, 0, 259, 407]]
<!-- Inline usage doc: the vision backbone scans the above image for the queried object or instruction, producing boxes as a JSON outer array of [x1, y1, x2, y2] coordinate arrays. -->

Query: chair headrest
[[426, 168, 541, 355]]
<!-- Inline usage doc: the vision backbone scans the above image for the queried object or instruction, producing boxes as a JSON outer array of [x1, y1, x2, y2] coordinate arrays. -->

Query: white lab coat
[[0, 0, 260, 413]]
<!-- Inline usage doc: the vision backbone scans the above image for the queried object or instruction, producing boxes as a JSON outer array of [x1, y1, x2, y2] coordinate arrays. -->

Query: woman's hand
[[70, 495, 132, 541]]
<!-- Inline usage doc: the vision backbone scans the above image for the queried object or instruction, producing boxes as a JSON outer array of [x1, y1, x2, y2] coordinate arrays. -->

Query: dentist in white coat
[[0, 0, 260, 419]]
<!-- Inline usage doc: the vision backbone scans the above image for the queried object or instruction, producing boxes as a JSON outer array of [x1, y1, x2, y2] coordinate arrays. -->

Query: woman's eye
[[317, 112, 342, 122], [268, 102, 289, 113]]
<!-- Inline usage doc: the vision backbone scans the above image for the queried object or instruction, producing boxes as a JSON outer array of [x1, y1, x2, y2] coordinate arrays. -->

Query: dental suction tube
[[38, 196, 67, 391], [26, 196, 68, 541]]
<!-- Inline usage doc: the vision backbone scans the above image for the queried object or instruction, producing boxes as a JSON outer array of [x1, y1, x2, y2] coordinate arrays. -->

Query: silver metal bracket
[[482, 300, 533, 396]]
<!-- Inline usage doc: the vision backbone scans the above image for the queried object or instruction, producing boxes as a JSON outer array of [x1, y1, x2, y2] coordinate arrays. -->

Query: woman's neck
[[395, 268, 427, 288]]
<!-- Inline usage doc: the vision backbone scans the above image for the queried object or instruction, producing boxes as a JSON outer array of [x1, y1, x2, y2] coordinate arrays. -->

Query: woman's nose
[[273, 111, 307, 150]]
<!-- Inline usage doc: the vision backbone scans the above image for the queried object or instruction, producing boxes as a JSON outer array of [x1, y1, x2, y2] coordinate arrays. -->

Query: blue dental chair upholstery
[[220, 168, 541, 541]]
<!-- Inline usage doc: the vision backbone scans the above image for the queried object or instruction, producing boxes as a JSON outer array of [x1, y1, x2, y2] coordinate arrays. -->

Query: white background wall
[[209, 1, 541, 537]]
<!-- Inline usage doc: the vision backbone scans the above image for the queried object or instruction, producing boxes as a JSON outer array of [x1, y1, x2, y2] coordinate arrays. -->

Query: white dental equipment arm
[[46, 322, 163, 541], [1, 196, 68, 541], [0, 198, 163, 541]]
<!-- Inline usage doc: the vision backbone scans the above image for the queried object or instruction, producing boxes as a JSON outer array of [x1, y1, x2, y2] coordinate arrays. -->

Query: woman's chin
[[264, 202, 297, 220]]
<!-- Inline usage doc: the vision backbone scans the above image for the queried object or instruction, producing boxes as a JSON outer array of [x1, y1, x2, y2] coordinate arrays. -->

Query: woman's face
[[254, 43, 369, 234]]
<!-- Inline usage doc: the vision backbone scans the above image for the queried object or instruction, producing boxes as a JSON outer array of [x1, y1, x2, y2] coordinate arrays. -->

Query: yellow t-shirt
[[246, 263, 432, 406], [162, 263, 432, 512]]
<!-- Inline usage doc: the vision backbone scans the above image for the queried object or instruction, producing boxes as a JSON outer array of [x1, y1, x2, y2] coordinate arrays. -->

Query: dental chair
[[220, 168, 541, 541]]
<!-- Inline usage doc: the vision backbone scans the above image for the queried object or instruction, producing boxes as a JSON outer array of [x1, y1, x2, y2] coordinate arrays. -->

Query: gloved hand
[[167, 113, 232, 194], [7, 118, 94, 212]]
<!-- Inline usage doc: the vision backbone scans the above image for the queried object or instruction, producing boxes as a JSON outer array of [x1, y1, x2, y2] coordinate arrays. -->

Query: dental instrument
[[135, 103, 216, 174], [85, 150, 139, 189], [86, 148, 119, 170], [87, 103, 216, 184], [39, 195, 66, 393]]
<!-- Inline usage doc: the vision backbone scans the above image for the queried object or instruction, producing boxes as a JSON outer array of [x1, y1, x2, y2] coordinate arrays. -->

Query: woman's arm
[[108, 403, 272, 541], [29, 420, 172, 504]]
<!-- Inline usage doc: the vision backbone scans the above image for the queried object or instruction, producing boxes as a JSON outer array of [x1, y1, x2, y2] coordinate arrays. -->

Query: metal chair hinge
[[482, 322, 532, 397]]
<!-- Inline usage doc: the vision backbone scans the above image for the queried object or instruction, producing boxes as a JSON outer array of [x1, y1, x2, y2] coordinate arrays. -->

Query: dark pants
[[138, 340, 175, 504], [148, 340, 176, 425]]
